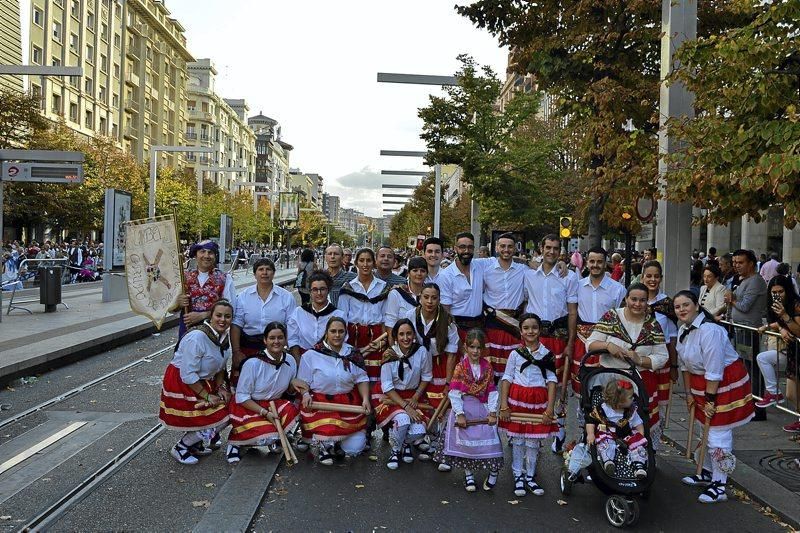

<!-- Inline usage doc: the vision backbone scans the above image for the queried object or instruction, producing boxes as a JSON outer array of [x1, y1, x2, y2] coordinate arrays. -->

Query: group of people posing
[[158, 232, 755, 504]]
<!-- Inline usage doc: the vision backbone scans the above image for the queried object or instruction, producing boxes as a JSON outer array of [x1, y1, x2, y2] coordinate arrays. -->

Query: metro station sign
[[1, 162, 84, 184]]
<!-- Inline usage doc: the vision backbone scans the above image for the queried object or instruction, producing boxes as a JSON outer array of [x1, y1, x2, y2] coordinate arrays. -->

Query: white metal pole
[[434, 163, 442, 238], [149, 149, 158, 218]]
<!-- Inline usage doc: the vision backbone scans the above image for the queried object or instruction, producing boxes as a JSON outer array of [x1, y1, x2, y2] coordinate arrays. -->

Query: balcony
[[123, 126, 138, 139], [187, 109, 213, 122], [124, 98, 139, 112], [128, 21, 145, 36], [125, 71, 140, 86], [125, 46, 139, 60], [184, 131, 197, 140]]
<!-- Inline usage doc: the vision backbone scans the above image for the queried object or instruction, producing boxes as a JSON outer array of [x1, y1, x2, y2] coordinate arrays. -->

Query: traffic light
[[559, 216, 573, 239]]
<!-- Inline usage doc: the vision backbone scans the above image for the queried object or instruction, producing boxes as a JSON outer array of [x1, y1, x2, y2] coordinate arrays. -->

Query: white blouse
[[586, 308, 669, 371], [384, 287, 420, 328], [286, 305, 346, 350], [232, 284, 298, 336], [235, 355, 297, 404], [448, 362, 499, 415], [404, 308, 459, 357], [676, 314, 739, 382], [338, 277, 387, 325], [380, 344, 433, 393], [298, 344, 369, 395], [171, 327, 231, 384], [598, 403, 644, 430], [500, 344, 558, 387]]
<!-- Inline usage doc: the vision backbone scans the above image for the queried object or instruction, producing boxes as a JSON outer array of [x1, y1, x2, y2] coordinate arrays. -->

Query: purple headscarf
[[189, 240, 219, 259]]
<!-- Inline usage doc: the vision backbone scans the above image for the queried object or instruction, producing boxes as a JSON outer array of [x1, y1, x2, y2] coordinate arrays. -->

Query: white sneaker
[[698, 482, 728, 503], [682, 469, 712, 487], [226, 444, 241, 464], [171, 443, 198, 465], [437, 462, 452, 472], [387, 450, 400, 470]]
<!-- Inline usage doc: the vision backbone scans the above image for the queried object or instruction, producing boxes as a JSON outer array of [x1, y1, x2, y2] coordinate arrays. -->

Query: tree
[[296, 203, 328, 247], [455, 1, 755, 245], [418, 55, 573, 234], [0, 88, 49, 149], [668, 1, 800, 227]]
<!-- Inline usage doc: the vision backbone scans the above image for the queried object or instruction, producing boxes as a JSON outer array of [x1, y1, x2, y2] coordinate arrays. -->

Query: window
[[53, 21, 62, 40], [113, 63, 120, 78], [52, 56, 61, 67], [52, 93, 63, 114], [69, 102, 78, 121], [33, 7, 43, 27], [85, 110, 93, 129], [112, 93, 119, 107], [69, 75, 79, 88], [70, 33, 78, 50], [99, 86, 106, 101], [87, 11, 94, 28], [32, 84, 43, 109], [54, 0, 63, 6], [85, 77, 93, 93], [99, 117, 107, 134], [100, 54, 108, 72], [114, 33, 121, 48], [101, 23, 108, 41], [32, 45, 43, 65], [86, 44, 94, 62], [71, 0, 79, 18]]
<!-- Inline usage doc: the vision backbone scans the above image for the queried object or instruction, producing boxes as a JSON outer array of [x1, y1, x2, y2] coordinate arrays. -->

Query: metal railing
[[719, 319, 799, 419], [4, 258, 70, 315]]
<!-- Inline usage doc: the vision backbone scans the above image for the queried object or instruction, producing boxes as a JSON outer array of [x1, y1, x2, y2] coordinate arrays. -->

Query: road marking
[[0, 421, 87, 476]]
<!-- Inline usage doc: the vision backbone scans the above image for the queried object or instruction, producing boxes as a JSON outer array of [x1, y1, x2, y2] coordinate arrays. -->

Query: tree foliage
[[455, 1, 754, 244], [668, 1, 800, 227]]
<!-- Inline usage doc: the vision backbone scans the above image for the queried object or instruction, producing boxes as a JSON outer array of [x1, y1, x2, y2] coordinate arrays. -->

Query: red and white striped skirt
[[159, 364, 229, 431], [655, 366, 672, 404], [426, 353, 449, 409], [639, 369, 660, 428], [300, 390, 367, 442], [228, 398, 299, 445], [372, 387, 430, 428], [347, 323, 384, 382], [485, 317, 522, 378], [541, 336, 568, 381], [499, 383, 559, 439], [689, 360, 754, 430]]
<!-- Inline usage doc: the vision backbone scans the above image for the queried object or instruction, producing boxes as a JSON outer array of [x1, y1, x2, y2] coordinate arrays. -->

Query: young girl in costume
[[498, 313, 559, 497], [437, 329, 504, 492], [372, 319, 432, 469], [586, 379, 649, 479]]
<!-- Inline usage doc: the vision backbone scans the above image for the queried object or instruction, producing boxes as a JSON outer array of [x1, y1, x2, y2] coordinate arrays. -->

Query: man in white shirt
[[572, 247, 626, 395], [439, 232, 486, 341], [483, 233, 526, 378], [422, 237, 444, 285], [523, 234, 579, 452]]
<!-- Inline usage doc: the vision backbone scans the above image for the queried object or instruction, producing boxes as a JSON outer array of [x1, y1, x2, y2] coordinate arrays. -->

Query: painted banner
[[279, 192, 299, 221], [124, 215, 183, 329]]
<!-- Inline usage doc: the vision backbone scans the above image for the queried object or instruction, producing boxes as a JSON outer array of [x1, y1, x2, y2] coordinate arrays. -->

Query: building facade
[[322, 193, 340, 225], [22, 0, 193, 167], [1, 0, 23, 92], [183, 58, 255, 193]]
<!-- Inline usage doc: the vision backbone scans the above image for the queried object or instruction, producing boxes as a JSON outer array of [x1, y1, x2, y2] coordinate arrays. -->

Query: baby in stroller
[[586, 379, 648, 480]]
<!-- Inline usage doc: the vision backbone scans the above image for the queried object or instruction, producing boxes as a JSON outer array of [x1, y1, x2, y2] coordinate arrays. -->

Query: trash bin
[[39, 266, 62, 313]]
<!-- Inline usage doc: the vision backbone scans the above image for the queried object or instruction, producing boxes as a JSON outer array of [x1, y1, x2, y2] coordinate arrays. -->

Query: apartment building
[[1, 1, 23, 92], [288, 170, 313, 204], [22, 0, 192, 167], [247, 112, 292, 198], [322, 193, 340, 225], [183, 58, 255, 193]]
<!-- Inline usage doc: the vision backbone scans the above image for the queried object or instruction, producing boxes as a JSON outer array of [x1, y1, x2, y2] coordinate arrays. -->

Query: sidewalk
[[0, 267, 297, 383], [663, 383, 800, 528]]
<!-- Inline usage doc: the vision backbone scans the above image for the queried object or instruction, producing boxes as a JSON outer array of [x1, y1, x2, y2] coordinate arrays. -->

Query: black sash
[[540, 315, 569, 337], [239, 350, 291, 371], [516, 347, 556, 375], [381, 343, 421, 380], [339, 281, 392, 304], [314, 343, 366, 371], [453, 314, 485, 329], [394, 286, 419, 307], [301, 302, 337, 319]]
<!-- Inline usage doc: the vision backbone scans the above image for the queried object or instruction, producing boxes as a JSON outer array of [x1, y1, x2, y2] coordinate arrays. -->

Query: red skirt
[[541, 336, 568, 381], [655, 366, 672, 404], [639, 369, 660, 428], [347, 323, 384, 382], [426, 354, 449, 408], [300, 390, 367, 442], [689, 360, 754, 430], [372, 387, 430, 428], [228, 399, 300, 445], [499, 383, 559, 439], [597, 430, 647, 450], [570, 339, 603, 395], [159, 364, 229, 431], [486, 319, 522, 378]]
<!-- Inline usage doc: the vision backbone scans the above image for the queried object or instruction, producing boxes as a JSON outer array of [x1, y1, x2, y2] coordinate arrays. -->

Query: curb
[[661, 431, 800, 529]]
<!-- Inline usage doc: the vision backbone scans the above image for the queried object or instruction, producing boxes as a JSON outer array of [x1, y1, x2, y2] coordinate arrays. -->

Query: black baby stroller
[[559, 349, 657, 528]]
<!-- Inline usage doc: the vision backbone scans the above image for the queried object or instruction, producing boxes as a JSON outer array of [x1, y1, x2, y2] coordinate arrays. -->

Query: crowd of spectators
[[1, 238, 104, 290]]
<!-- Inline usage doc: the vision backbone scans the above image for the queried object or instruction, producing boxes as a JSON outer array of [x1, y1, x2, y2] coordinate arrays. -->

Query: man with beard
[[439, 232, 487, 341], [571, 247, 626, 396], [176, 240, 236, 339], [482, 233, 526, 378], [422, 237, 445, 285], [323, 243, 356, 306], [523, 234, 579, 453], [374, 246, 406, 287]]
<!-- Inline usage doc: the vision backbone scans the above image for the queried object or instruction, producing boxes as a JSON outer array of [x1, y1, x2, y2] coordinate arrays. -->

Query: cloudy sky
[[165, 0, 508, 217]]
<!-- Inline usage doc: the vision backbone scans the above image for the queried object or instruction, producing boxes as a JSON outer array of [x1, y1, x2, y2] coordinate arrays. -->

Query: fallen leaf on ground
[[368, 455, 378, 461], [106, 449, 113, 452], [204, 483, 215, 488], [355, 484, 365, 489], [90, 400, 97, 403], [0, 516, 11, 520], [507, 500, 520, 505], [557, 500, 568, 506], [191, 500, 210, 508], [572, 518, 580, 522], [441, 500, 449, 505]]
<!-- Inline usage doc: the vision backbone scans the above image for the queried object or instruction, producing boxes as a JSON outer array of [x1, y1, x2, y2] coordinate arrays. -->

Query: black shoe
[[698, 481, 728, 503], [682, 469, 713, 487], [551, 436, 565, 454], [465, 473, 477, 492], [387, 450, 400, 470], [333, 442, 346, 458], [319, 449, 334, 466], [209, 432, 222, 450], [382, 426, 390, 442], [188, 441, 213, 457]]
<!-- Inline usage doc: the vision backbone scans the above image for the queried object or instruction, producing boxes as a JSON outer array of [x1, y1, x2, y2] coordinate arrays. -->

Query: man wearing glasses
[[439, 232, 487, 341]]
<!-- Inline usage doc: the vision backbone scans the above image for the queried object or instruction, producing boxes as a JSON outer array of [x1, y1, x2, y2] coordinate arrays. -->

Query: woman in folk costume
[[298, 317, 372, 466], [674, 291, 754, 504], [176, 240, 236, 338], [404, 282, 459, 471], [642, 260, 680, 432], [287, 271, 346, 361], [227, 322, 307, 464], [437, 329, 504, 493], [231, 258, 297, 385], [372, 319, 433, 469], [159, 299, 234, 465], [338, 248, 391, 385], [498, 313, 559, 497], [586, 283, 669, 441], [384, 257, 428, 341]]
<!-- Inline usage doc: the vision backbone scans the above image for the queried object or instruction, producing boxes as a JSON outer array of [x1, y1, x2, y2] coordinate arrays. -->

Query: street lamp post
[[149, 146, 212, 218], [621, 211, 634, 288]]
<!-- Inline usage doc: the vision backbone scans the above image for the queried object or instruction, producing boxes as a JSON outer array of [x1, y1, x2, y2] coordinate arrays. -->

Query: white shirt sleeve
[[500, 351, 518, 384], [298, 352, 314, 385], [630, 409, 644, 429], [380, 362, 395, 393], [439, 272, 453, 306], [232, 291, 246, 329], [338, 294, 351, 321], [566, 273, 579, 304], [420, 348, 433, 382], [448, 389, 464, 415], [384, 291, 401, 328], [177, 334, 203, 385], [352, 364, 370, 385], [223, 273, 236, 303], [286, 309, 301, 349], [445, 323, 459, 353], [235, 359, 257, 404], [700, 326, 728, 382], [487, 390, 499, 412]]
